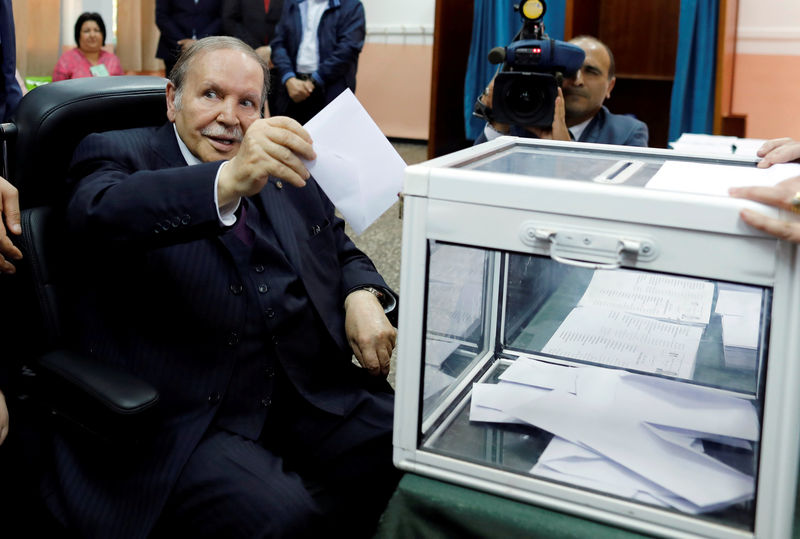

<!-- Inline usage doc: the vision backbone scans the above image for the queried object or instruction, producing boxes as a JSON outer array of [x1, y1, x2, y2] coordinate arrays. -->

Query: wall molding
[[737, 26, 800, 55], [365, 24, 434, 45]]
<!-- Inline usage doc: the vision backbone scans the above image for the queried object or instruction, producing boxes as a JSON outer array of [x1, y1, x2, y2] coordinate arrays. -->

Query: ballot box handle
[[521, 223, 657, 270]]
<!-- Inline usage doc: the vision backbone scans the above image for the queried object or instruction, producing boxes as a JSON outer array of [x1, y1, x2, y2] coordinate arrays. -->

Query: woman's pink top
[[52, 48, 124, 81]]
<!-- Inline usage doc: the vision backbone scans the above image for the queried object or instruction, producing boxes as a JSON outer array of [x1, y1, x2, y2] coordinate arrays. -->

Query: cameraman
[[475, 36, 648, 148]]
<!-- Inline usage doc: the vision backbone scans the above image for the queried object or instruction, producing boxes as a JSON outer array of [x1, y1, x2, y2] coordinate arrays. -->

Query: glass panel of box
[[420, 240, 768, 532]]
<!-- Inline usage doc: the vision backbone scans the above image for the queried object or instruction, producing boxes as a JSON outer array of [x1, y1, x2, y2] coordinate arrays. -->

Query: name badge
[[90, 64, 110, 77]]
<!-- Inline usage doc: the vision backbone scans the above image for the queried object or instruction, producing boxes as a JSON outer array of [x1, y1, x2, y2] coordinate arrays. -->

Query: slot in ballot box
[[393, 137, 800, 538]]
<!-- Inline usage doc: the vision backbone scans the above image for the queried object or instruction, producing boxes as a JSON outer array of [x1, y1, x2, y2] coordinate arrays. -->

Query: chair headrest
[[10, 76, 168, 208]]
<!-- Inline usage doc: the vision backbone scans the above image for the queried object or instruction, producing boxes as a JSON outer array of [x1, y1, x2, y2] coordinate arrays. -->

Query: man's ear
[[166, 81, 177, 122], [605, 76, 616, 101]]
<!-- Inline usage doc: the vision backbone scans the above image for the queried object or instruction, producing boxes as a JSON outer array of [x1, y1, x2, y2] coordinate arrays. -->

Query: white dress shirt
[[173, 125, 240, 226], [295, 0, 329, 74]]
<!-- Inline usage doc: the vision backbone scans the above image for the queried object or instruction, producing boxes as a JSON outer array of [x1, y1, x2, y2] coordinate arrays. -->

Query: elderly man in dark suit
[[475, 35, 649, 147], [46, 36, 399, 538], [156, 0, 223, 76]]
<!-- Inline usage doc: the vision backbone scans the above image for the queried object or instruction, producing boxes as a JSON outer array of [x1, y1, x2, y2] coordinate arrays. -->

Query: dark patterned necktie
[[233, 200, 255, 246]]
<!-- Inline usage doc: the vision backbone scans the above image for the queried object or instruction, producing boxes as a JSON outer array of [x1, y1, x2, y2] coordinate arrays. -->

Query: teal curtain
[[463, 1, 566, 141], [668, 0, 720, 142]]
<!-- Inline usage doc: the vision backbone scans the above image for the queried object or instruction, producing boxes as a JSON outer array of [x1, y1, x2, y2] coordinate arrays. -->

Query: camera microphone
[[488, 47, 506, 65]]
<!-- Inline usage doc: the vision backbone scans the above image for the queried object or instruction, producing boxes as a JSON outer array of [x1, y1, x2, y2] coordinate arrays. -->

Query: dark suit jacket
[[574, 106, 649, 146], [0, 0, 20, 122], [475, 106, 650, 147], [156, 0, 223, 66], [222, 0, 284, 48], [270, 0, 365, 105], [47, 122, 392, 538]]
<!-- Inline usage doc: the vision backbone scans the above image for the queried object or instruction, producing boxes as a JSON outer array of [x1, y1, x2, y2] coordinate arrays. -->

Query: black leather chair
[[0, 76, 170, 530]]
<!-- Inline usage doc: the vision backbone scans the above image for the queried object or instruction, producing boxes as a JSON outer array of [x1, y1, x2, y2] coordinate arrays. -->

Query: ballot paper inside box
[[393, 138, 800, 539]]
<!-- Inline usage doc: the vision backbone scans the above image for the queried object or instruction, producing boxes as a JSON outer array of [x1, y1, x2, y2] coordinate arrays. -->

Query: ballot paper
[[475, 360, 760, 441], [507, 389, 754, 510], [669, 133, 767, 159], [469, 381, 546, 424], [531, 436, 707, 514], [715, 286, 763, 369], [578, 270, 715, 325], [645, 160, 800, 199], [541, 306, 703, 379], [715, 288, 762, 349], [303, 89, 406, 234], [468, 359, 759, 513], [498, 356, 578, 393], [426, 244, 487, 338]]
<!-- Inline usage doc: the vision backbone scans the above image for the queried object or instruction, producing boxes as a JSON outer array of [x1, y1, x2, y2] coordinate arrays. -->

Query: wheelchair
[[0, 75, 170, 533]]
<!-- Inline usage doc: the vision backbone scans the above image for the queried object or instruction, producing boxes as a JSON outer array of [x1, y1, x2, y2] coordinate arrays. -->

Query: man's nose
[[216, 98, 239, 125]]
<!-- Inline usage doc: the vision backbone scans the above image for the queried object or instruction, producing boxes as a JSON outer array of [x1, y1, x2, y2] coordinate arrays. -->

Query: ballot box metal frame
[[393, 137, 800, 538]]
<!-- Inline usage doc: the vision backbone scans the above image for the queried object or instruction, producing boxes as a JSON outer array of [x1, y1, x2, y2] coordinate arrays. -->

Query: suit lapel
[[254, 183, 304, 273], [155, 121, 305, 274], [579, 107, 606, 143], [150, 123, 187, 168]]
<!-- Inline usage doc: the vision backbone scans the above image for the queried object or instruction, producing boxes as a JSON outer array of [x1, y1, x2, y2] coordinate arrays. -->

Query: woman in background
[[52, 12, 123, 81]]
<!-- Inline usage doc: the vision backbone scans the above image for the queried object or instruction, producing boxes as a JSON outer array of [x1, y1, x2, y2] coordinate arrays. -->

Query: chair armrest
[[35, 350, 159, 443]]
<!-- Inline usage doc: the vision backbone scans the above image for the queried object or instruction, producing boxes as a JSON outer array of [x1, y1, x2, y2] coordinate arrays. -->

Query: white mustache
[[201, 125, 243, 142]]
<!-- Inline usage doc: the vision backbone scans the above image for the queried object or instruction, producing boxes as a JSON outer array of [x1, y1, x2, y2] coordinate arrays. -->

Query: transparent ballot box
[[393, 138, 800, 538]]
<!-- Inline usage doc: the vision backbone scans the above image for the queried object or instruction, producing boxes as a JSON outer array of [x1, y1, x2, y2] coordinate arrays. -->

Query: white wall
[[360, 0, 435, 45], [737, 0, 800, 55]]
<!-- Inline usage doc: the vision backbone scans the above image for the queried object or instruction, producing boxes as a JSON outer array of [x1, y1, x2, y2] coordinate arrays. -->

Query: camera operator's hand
[[525, 88, 571, 142], [481, 78, 510, 135]]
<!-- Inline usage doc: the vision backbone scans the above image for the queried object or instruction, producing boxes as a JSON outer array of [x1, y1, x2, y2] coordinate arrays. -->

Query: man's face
[[561, 38, 616, 125], [166, 48, 263, 162]]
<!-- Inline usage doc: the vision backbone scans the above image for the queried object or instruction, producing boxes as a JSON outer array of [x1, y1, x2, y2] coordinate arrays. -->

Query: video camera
[[477, 0, 585, 128]]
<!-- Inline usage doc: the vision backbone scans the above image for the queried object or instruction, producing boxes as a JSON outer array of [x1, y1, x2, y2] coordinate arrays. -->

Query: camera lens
[[505, 79, 545, 118], [492, 71, 558, 127]]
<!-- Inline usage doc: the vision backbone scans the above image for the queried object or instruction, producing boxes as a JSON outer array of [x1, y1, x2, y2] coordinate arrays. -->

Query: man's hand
[[344, 290, 397, 377], [218, 116, 316, 207], [177, 38, 196, 52], [0, 390, 8, 446], [481, 78, 510, 135], [286, 77, 314, 103], [255, 45, 272, 67], [729, 176, 800, 243], [0, 177, 22, 274], [757, 138, 800, 168], [526, 88, 570, 141]]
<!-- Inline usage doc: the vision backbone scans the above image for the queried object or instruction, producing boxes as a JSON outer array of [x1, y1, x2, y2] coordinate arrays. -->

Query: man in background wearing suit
[[475, 35, 649, 147], [0, 0, 21, 123], [222, 0, 284, 60], [269, 0, 365, 124], [222, 0, 285, 113], [156, 0, 223, 76], [46, 36, 399, 538]]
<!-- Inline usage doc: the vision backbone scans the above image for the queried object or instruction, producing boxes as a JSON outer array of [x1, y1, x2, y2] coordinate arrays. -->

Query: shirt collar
[[568, 116, 592, 142], [173, 124, 202, 166]]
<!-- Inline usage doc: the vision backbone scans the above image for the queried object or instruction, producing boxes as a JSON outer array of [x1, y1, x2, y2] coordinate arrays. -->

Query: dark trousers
[[153, 368, 399, 538]]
